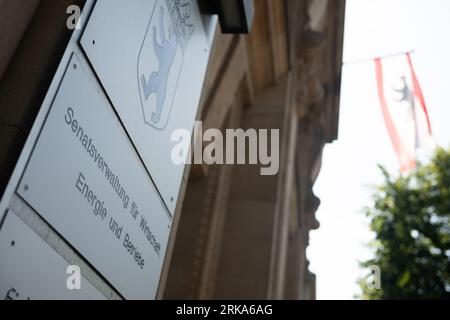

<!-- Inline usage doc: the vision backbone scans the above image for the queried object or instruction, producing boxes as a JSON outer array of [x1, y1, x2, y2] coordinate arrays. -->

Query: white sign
[[80, 0, 211, 214], [18, 54, 171, 300], [0, 212, 106, 300]]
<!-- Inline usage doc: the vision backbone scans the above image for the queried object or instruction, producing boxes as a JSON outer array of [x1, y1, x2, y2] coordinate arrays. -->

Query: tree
[[360, 147, 450, 299]]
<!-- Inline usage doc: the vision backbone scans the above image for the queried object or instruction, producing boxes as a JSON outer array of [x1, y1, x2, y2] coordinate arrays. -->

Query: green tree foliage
[[361, 147, 450, 299]]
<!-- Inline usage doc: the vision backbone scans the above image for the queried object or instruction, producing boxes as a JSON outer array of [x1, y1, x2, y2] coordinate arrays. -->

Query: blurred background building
[[0, 0, 345, 300], [162, 0, 345, 299]]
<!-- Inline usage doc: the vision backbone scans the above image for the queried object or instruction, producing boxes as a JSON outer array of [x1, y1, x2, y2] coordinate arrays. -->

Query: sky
[[308, 0, 450, 300]]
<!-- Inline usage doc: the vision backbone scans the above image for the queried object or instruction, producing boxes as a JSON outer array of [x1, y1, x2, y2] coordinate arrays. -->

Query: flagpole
[[343, 50, 415, 66]]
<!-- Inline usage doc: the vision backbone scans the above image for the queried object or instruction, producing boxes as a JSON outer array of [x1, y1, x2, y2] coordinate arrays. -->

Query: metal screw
[[23, 185, 29, 192]]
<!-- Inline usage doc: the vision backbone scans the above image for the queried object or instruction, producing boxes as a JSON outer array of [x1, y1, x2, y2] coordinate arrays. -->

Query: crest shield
[[138, 0, 194, 129]]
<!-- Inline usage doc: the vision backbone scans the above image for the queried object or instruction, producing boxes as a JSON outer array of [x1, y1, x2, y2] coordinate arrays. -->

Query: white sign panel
[[0, 212, 106, 300], [80, 0, 210, 214], [18, 54, 171, 300]]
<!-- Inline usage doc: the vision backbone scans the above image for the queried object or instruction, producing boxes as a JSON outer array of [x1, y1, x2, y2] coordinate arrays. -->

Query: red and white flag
[[374, 53, 434, 172]]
